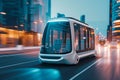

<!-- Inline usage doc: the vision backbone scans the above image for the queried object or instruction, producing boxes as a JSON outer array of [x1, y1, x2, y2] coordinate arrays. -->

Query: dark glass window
[[74, 23, 95, 53], [74, 23, 80, 52], [112, 27, 120, 31], [41, 22, 72, 54], [80, 26, 86, 51]]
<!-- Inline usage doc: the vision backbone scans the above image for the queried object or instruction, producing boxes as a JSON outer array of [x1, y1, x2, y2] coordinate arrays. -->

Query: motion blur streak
[[97, 44, 102, 56], [117, 44, 120, 54], [116, 45, 120, 78], [7, 68, 61, 80]]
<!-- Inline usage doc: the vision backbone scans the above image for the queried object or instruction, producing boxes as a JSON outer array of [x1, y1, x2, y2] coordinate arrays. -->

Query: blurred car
[[109, 41, 117, 48], [99, 40, 106, 46]]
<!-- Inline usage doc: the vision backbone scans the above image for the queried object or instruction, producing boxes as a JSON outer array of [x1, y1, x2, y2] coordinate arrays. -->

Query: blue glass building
[[0, 0, 51, 47], [112, 0, 120, 40], [107, 0, 112, 42]]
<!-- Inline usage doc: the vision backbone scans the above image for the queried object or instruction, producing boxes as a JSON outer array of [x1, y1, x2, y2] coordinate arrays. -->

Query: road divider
[[69, 59, 101, 80]]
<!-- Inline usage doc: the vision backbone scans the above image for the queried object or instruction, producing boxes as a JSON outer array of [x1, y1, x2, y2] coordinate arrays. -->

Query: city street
[[0, 46, 120, 80], [0, 0, 120, 80]]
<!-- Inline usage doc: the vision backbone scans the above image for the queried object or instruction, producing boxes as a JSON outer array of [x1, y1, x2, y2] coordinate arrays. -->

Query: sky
[[51, 0, 109, 36]]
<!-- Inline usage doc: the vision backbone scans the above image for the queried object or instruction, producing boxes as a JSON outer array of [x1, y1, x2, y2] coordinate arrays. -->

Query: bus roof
[[48, 17, 94, 29]]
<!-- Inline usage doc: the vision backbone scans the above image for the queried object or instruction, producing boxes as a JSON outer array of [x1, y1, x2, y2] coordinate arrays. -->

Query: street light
[[0, 12, 6, 15], [20, 24, 24, 27], [33, 21, 37, 25], [39, 20, 43, 23], [33, 21, 38, 32], [14, 26, 18, 29]]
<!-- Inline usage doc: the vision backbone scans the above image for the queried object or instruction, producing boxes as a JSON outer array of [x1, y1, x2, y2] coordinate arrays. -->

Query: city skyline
[[51, 0, 109, 36], [0, 0, 51, 47]]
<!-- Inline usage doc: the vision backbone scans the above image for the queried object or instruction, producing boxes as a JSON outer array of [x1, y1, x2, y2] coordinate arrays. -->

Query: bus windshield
[[40, 21, 72, 54]]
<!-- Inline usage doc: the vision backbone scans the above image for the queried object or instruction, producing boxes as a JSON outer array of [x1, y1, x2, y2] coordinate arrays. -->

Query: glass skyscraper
[[112, 0, 120, 40], [0, 0, 51, 47], [107, 0, 112, 42]]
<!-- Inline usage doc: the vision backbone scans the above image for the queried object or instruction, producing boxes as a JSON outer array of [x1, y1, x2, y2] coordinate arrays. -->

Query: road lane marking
[[0, 60, 38, 69], [0, 51, 39, 58], [69, 59, 101, 80]]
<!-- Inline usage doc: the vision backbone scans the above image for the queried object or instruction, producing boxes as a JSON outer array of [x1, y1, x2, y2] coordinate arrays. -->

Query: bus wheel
[[74, 58, 79, 64]]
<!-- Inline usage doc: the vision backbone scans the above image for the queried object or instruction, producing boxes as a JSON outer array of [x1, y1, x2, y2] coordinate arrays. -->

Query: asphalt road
[[0, 46, 120, 80]]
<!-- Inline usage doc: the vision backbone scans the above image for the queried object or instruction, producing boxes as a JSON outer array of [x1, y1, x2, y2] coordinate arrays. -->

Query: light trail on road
[[0, 51, 39, 58], [0, 60, 38, 69]]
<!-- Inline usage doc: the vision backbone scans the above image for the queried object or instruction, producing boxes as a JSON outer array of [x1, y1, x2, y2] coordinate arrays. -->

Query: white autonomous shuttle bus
[[39, 17, 97, 64]]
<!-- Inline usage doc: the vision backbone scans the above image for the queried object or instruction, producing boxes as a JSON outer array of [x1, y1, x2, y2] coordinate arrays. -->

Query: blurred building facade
[[107, 0, 112, 42], [109, 0, 120, 41], [0, 0, 51, 47]]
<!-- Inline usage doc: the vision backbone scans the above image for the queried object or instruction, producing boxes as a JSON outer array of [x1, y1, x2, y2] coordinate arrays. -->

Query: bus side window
[[80, 27, 85, 51], [74, 23, 80, 53], [89, 30, 95, 49], [65, 33, 71, 51]]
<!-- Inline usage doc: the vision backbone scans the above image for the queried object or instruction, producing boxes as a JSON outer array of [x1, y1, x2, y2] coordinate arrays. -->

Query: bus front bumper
[[39, 53, 75, 64]]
